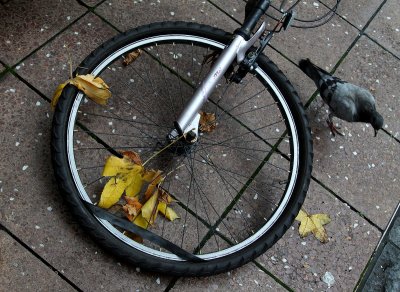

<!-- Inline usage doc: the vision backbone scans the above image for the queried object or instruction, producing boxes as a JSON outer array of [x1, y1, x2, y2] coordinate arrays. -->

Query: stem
[[143, 134, 185, 166]]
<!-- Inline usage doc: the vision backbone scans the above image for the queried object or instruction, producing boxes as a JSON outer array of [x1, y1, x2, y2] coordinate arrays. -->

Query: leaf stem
[[143, 134, 185, 167]]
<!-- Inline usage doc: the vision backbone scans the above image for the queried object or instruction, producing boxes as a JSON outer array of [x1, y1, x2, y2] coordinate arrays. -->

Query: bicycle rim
[[66, 33, 300, 261]]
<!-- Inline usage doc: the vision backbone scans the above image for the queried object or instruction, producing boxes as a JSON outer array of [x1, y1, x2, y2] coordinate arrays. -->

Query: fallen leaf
[[144, 170, 163, 201], [122, 196, 142, 221], [142, 169, 160, 182], [158, 188, 175, 204], [295, 209, 331, 243], [199, 111, 216, 133], [158, 202, 180, 221], [123, 49, 142, 66], [123, 231, 143, 243], [125, 172, 144, 197], [51, 82, 68, 110], [70, 74, 111, 105], [51, 74, 111, 109], [141, 192, 159, 224], [98, 175, 133, 209], [102, 154, 143, 177], [133, 214, 149, 229], [98, 151, 180, 232], [99, 151, 143, 208]]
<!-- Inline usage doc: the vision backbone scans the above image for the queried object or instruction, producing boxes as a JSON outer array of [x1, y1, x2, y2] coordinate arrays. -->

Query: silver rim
[[66, 33, 300, 261]]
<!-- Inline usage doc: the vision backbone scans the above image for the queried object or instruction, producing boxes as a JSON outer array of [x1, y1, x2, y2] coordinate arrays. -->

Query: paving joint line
[[311, 175, 384, 233], [91, 10, 123, 33], [9, 10, 91, 70], [252, 260, 294, 291], [7, 68, 51, 102], [0, 223, 83, 292], [363, 33, 400, 61], [164, 277, 179, 292], [318, 0, 365, 32]]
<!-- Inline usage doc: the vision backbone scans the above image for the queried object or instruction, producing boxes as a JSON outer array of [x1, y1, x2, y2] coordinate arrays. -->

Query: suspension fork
[[172, 1, 271, 138]]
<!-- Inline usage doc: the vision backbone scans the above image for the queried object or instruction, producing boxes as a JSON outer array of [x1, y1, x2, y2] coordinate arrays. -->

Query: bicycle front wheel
[[52, 22, 313, 276]]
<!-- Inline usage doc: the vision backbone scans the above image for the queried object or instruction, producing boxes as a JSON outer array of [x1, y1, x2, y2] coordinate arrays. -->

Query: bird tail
[[299, 58, 328, 84]]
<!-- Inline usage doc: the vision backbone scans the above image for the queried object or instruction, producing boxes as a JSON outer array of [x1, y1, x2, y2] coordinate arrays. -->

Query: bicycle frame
[[173, 0, 271, 137]]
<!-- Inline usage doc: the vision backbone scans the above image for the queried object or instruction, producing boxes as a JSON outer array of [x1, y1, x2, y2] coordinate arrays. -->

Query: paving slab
[[366, 0, 400, 58], [17, 12, 117, 99], [321, 0, 384, 29], [0, 0, 85, 65], [0, 230, 74, 291], [171, 262, 286, 291], [256, 180, 381, 291], [308, 36, 400, 229], [0, 74, 171, 291], [95, 0, 238, 33]]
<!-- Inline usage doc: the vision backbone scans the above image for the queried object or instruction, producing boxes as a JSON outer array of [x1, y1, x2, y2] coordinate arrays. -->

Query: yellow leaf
[[295, 209, 308, 221], [70, 74, 111, 105], [313, 213, 331, 225], [102, 155, 143, 177], [51, 82, 68, 110], [142, 169, 160, 182], [125, 172, 143, 197], [133, 214, 149, 229], [158, 188, 175, 204], [98, 175, 132, 208], [311, 214, 331, 243], [295, 209, 331, 243], [158, 202, 180, 221], [144, 171, 163, 200], [141, 192, 159, 224]]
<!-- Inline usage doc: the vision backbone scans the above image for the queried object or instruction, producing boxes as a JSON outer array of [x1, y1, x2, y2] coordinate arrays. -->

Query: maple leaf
[[51, 74, 111, 110], [295, 209, 331, 243]]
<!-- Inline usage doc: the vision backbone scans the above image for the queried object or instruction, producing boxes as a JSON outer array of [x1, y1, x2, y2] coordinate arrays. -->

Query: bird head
[[371, 111, 384, 137]]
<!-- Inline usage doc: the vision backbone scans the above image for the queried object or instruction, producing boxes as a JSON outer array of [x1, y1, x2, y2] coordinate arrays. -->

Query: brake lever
[[283, 10, 296, 30]]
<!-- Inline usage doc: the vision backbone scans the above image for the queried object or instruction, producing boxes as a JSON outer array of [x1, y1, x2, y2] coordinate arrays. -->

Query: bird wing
[[317, 75, 347, 106], [329, 83, 359, 122]]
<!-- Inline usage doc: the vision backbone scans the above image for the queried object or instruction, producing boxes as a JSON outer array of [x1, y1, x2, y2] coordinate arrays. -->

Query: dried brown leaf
[[123, 49, 142, 66], [199, 111, 216, 133]]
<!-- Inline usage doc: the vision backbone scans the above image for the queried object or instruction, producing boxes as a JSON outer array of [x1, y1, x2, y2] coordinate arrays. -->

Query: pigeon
[[299, 58, 384, 136]]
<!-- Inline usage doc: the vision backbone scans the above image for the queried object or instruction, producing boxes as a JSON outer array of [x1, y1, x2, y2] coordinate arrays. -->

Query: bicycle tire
[[51, 21, 313, 276]]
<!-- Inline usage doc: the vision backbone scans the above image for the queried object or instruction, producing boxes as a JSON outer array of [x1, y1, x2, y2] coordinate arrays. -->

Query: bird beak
[[374, 129, 378, 137]]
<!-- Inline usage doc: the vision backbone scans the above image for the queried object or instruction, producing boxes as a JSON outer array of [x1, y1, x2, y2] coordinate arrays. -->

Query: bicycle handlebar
[[236, 0, 270, 40]]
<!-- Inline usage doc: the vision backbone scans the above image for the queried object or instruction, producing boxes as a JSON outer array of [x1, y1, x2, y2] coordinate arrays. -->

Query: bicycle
[[51, 0, 324, 276]]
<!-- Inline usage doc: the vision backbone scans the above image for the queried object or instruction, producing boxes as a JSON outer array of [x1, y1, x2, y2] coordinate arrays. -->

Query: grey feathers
[[299, 58, 384, 136]]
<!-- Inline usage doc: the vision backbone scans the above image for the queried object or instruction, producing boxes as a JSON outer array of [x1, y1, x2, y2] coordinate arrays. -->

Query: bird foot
[[326, 120, 344, 137]]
